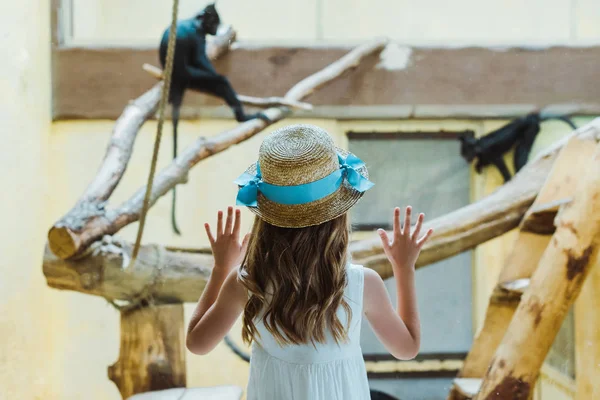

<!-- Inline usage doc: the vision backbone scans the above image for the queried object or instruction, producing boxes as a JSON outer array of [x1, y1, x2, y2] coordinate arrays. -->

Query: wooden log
[[48, 27, 237, 260], [575, 256, 600, 399], [476, 142, 600, 400], [47, 38, 388, 260], [447, 134, 598, 400], [108, 304, 186, 399], [43, 121, 600, 302], [142, 63, 313, 111], [43, 237, 213, 303]]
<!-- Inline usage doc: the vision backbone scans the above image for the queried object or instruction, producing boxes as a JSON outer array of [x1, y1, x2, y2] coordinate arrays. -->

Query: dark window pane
[[349, 133, 473, 398]]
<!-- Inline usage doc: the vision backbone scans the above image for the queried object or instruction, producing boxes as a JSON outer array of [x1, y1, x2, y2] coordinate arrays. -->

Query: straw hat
[[234, 124, 373, 228]]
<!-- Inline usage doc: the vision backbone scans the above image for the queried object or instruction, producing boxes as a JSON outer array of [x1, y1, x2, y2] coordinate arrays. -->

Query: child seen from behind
[[186, 124, 433, 400]]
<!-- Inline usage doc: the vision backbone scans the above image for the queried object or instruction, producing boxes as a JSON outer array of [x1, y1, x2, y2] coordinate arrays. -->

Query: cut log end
[[452, 378, 482, 399], [491, 279, 531, 304], [48, 226, 78, 260], [499, 278, 531, 294]]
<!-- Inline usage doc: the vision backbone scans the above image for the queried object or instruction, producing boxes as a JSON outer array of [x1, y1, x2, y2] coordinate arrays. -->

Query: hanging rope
[[129, 0, 180, 268]]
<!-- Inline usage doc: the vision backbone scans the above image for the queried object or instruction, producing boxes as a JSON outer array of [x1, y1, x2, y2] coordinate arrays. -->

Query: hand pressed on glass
[[377, 206, 433, 271], [204, 206, 250, 274]]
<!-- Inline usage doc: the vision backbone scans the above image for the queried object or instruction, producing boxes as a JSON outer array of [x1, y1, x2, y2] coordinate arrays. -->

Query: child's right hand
[[378, 206, 433, 271]]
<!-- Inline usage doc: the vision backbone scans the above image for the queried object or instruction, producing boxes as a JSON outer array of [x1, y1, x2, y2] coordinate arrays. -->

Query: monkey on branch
[[159, 3, 270, 235], [459, 112, 577, 182]]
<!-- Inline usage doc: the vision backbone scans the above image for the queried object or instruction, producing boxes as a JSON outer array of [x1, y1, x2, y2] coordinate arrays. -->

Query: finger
[[393, 207, 401, 238], [402, 206, 412, 236], [378, 229, 392, 250], [216, 210, 223, 237], [204, 223, 216, 245], [416, 228, 434, 247], [224, 206, 234, 235], [412, 213, 424, 242], [232, 208, 242, 241]]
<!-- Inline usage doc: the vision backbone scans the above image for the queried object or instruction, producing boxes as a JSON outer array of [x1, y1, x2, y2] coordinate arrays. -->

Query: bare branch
[[48, 27, 237, 259], [48, 38, 388, 260], [143, 63, 313, 111], [42, 118, 600, 303]]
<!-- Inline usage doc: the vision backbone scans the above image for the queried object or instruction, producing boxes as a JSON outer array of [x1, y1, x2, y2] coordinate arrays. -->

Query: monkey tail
[[223, 334, 251, 363], [540, 115, 578, 130], [171, 104, 182, 236]]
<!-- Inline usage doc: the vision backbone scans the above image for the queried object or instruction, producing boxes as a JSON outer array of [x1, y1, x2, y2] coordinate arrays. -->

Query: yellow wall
[[70, 0, 600, 45], [0, 0, 60, 398]]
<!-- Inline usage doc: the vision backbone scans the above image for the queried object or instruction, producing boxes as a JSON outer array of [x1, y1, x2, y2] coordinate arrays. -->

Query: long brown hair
[[239, 213, 351, 346]]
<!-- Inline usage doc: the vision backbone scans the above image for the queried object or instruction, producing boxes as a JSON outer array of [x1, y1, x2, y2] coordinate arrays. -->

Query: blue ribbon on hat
[[234, 153, 374, 207]]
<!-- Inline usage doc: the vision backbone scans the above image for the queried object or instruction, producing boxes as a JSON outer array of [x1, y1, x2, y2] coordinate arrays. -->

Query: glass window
[[349, 131, 473, 399]]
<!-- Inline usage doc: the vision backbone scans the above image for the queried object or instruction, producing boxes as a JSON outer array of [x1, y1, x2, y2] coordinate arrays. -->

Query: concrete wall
[[70, 0, 600, 45]]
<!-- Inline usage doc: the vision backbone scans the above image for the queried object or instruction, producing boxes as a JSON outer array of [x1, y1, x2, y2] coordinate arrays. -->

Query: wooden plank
[[52, 45, 600, 120], [575, 257, 600, 399]]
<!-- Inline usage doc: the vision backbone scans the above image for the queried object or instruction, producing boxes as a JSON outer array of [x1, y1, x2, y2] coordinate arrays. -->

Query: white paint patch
[[376, 43, 412, 71]]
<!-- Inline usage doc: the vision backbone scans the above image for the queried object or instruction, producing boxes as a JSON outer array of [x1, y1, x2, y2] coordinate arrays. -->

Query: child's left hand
[[205, 206, 250, 274]]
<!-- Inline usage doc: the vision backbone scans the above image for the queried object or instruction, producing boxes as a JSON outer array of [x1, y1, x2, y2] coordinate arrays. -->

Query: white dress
[[246, 263, 370, 400]]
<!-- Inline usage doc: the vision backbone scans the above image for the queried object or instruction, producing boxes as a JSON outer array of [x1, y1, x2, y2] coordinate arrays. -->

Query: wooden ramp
[[447, 135, 600, 400]]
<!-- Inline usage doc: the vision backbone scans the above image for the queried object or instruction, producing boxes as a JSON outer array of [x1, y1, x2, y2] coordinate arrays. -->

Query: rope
[[129, 0, 180, 267]]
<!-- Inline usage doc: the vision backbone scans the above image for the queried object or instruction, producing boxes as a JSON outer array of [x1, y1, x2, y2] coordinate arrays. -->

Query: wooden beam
[[476, 142, 600, 400], [108, 304, 186, 399], [52, 44, 600, 120], [575, 257, 600, 399]]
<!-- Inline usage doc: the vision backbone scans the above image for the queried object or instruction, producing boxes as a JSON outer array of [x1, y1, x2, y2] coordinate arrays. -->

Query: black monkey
[[459, 113, 576, 182], [159, 3, 269, 234]]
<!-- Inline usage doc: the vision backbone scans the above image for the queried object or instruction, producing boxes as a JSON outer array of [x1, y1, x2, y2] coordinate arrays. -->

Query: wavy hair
[[239, 214, 351, 346]]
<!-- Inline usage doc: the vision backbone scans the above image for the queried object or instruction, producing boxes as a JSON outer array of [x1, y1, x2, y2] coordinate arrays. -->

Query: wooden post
[[108, 304, 186, 399], [448, 135, 595, 400], [575, 257, 600, 399], [476, 143, 600, 400]]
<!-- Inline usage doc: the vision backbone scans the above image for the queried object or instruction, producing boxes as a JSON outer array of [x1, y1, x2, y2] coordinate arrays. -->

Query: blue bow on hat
[[235, 153, 373, 207]]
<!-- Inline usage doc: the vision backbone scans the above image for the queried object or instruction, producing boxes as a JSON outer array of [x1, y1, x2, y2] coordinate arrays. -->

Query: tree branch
[[142, 63, 313, 111], [47, 27, 237, 259], [48, 38, 389, 260], [42, 118, 600, 303]]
